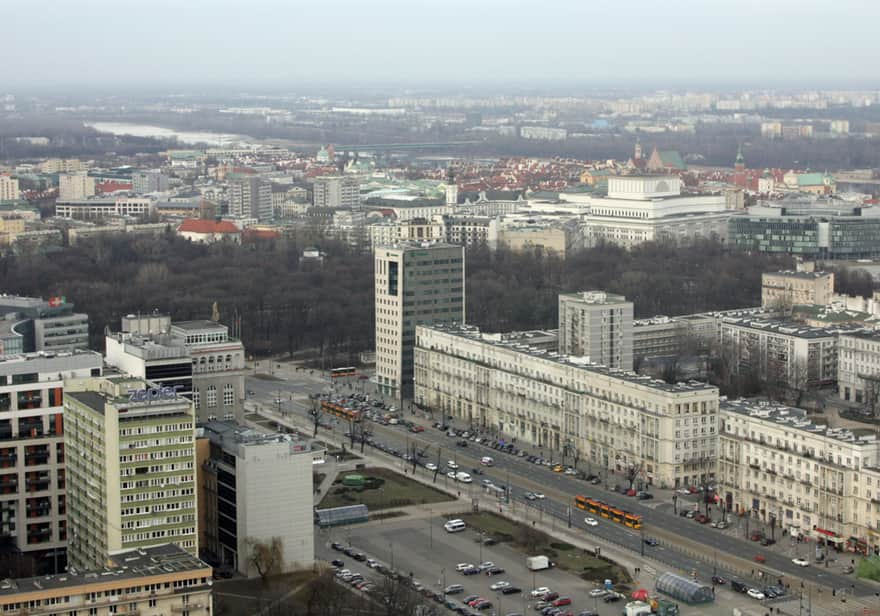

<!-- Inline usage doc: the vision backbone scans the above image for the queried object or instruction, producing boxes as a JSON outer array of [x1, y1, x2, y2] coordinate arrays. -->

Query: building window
[[192, 388, 200, 408], [207, 386, 217, 409], [223, 384, 234, 407]]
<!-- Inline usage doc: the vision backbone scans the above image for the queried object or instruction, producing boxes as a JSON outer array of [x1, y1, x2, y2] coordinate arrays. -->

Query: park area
[[318, 467, 454, 511], [456, 511, 632, 584]]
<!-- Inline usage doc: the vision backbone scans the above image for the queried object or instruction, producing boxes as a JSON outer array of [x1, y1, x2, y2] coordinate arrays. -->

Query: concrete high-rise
[[558, 291, 633, 370], [0, 175, 20, 202], [0, 350, 102, 574], [374, 243, 465, 399], [313, 175, 360, 208], [132, 170, 170, 194], [58, 172, 95, 201], [228, 177, 272, 222], [64, 376, 198, 571]]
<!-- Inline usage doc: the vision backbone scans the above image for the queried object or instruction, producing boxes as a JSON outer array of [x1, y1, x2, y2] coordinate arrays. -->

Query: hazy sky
[[6, 0, 879, 91]]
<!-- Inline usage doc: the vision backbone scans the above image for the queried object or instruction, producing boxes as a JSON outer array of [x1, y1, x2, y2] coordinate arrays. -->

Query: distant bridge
[[334, 140, 484, 153]]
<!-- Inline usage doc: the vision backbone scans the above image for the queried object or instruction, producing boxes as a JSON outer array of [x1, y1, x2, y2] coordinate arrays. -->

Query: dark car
[[331, 542, 344, 551], [760, 537, 776, 546], [483, 537, 498, 546], [541, 591, 559, 602], [462, 567, 481, 576], [471, 467, 484, 475], [603, 593, 622, 603], [643, 537, 659, 546], [343, 547, 355, 556], [711, 576, 726, 585], [475, 601, 493, 611], [462, 595, 480, 605], [485, 566, 505, 576], [331, 559, 344, 567], [637, 492, 654, 500], [353, 552, 367, 561], [730, 580, 748, 593], [501, 586, 521, 595]]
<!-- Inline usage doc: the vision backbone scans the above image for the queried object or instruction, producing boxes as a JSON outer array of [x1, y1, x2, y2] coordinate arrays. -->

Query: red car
[[467, 597, 486, 607], [411, 425, 425, 433], [552, 597, 572, 607]]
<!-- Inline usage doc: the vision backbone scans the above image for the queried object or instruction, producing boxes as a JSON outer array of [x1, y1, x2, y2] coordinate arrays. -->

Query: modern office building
[[558, 291, 634, 370], [55, 197, 154, 220], [0, 295, 89, 354], [838, 331, 880, 405], [57, 172, 95, 202], [63, 375, 198, 571], [580, 176, 730, 248], [198, 422, 315, 577], [132, 170, 170, 194], [313, 175, 361, 208], [0, 350, 102, 573], [105, 316, 246, 422], [718, 399, 880, 554], [374, 242, 465, 399], [0, 175, 19, 202], [0, 544, 213, 616], [717, 317, 846, 390], [761, 269, 835, 308], [729, 198, 880, 259], [415, 324, 719, 489], [228, 176, 272, 222]]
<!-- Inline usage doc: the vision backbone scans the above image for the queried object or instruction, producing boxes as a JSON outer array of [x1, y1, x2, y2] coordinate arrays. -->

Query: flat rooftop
[[559, 290, 630, 305], [765, 270, 833, 280], [0, 544, 208, 598], [722, 398, 879, 446], [422, 323, 716, 395], [172, 320, 227, 331], [200, 420, 313, 454], [719, 316, 864, 339]]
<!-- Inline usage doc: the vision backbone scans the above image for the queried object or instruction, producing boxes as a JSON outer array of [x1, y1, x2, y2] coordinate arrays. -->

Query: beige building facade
[[558, 291, 634, 370], [761, 270, 835, 308], [719, 399, 880, 554], [415, 324, 719, 489]]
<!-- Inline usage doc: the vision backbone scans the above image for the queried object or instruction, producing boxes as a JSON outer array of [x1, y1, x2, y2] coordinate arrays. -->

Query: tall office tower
[[228, 177, 272, 222], [312, 175, 361, 208], [558, 291, 634, 370], [374, 242, 465, 399], [58, 172, 95, 201], [0, 351, 102, 574], [0, 175, 20, 202], [64, 376, 198, 570], [0, 295, 89, 354]]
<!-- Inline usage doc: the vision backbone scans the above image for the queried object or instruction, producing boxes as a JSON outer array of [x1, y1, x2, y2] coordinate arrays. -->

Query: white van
[[444, 519, 466, 533], [480, 456, 494, 466], [455, 471, 472, 483]]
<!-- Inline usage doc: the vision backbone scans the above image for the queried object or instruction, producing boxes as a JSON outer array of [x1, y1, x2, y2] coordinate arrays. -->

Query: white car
[[482, 479, 493, 487], [530, 587, 551, 598], [455, 563, 474, 572], [792, 557, 809, 567], [584, 517, 598, 527], [447, 461, 459, 470], [446, 471, 457, 480], [478, 561, 495, 571], [489, 581, 510, 591], [588, 588, 606, 598], [747, 588, 765, 600], [534, 493, 545, 500], [426, 463, 438, 472]]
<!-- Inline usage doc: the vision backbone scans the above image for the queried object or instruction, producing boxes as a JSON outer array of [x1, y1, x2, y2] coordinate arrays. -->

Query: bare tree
[[517, 525, 544, 554], [246, 536, 284, 582]]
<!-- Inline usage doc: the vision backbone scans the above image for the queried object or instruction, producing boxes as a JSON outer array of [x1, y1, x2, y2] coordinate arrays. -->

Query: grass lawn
[[318, 467, 454, 511], [456, 511, 631, 585]]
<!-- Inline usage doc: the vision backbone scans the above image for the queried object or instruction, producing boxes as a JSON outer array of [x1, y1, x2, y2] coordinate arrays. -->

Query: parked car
[[486, 566, 505, 576], [501, 586, 521, 595], [792, 557, 809, 567], [643, 537, 659, 546], [747, 588, 765, 601]]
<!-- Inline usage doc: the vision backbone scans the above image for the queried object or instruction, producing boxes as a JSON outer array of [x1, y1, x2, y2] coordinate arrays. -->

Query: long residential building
[[414, 324, 719, 489], [717, 317, 846, 389], [63, 376, 198, 571], [55, 197, 154, 220], [0, 350, 102, 573], [0, 544, 213, 616], [838, 331, 880, 406], [719, 399, 880, 555]]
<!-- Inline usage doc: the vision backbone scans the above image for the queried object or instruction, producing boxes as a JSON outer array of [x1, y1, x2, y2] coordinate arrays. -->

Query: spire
[[734, 144, 745, 171]]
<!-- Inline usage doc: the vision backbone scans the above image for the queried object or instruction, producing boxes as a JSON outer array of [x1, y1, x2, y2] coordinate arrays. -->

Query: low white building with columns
[[415, 323, 719, 489]]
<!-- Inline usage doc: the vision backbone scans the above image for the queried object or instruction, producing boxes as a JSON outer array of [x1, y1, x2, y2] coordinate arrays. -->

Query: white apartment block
[[64, 376, 198, 571], [200, 422, 315, 577], [229, 177, 272, 222], [520, 126, 567, 141], [374, 243, 464, 399], [313, 175, 361, 208], [57, 172, 95, 202], [581, 176, 730, 249], [717, 318, 843, 389], [719, 400, 880, 554], [0, 351, 102, 568], [838, 331, 880, 405], [55, 197, 154, 220], [0, 175, 20, 202], [415, 324, 719, 489], [761, 270, 835, 308], [558, 291, 634, 370]]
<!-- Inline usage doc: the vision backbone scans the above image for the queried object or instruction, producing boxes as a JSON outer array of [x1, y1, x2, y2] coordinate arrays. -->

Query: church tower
[[734, 144, 745, 172], [634, 138, 643, 161]]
